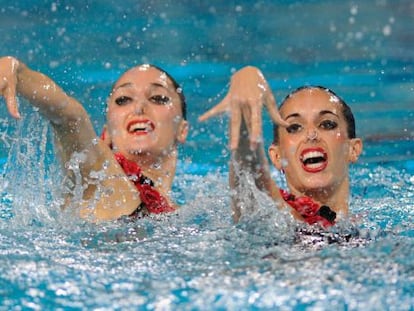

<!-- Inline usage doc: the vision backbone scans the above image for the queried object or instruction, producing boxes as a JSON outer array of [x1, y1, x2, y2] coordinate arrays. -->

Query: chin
[[128, 141, 157, 152], [301, 176, 335, 193]]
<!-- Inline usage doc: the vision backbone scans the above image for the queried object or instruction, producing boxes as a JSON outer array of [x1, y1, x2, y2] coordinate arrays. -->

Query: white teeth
[[307, 162, 322, 169], [302, 151, 324, 161], [129, 122, 151, 132]]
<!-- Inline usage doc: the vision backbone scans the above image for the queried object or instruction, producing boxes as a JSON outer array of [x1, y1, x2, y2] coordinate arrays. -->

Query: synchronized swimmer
[[200, 66, 363, 228]]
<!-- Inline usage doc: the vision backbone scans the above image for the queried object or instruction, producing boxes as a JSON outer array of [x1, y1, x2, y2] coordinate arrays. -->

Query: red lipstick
[[300, 147, 328, 173]]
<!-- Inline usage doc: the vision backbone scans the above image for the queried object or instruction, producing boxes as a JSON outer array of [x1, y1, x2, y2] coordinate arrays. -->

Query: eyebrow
[[319, 110, 339, 118], [112, 82, 133, 93], [150, 82, 169, 89], [284, 113, 300, 121], [284, 110, 339, 120], [112, 81, 169, 93]]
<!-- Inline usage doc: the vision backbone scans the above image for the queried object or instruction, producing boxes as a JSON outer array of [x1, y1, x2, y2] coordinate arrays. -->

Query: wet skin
[[269, 88, 362, 209], [106, 65, 188, 163]]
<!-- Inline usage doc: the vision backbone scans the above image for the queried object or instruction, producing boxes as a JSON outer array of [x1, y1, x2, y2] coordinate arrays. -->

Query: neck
[[124, 149, 178, 198]]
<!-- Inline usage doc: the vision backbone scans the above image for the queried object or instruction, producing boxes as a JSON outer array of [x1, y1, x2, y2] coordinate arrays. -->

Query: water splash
[[0, 108, 62, 226], [0, 110, 413, 310]]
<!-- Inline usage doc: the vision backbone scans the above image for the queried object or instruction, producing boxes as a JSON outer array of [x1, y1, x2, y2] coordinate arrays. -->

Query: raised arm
[[0, 56, 141, 221], [199, 66, 287, 222], [0, 56, 96, 153]]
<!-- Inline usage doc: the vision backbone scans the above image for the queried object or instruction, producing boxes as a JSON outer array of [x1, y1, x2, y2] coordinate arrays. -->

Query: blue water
[[1, 1, 414, 310]]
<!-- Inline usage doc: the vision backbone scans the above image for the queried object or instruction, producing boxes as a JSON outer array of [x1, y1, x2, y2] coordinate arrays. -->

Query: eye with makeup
[[286, 123, 303, 134], [150, 94, 171, 105], [115, 95, 132, 106], [319, 119, 338, 130]]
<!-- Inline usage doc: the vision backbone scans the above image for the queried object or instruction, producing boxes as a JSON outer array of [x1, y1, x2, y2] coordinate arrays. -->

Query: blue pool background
[[0, 1, 413, 310]]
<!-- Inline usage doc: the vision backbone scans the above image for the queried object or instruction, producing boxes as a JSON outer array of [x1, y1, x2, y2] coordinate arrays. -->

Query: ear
[[176, 120, 189, 144], [268, 143, 284, 170], [100, 124, 112, 147], [348, 138, 363, 163]]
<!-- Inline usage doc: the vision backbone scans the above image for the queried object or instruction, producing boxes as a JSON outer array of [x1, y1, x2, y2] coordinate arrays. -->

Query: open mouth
[[300, 148, 328, 172], [127, 120, 155, 135]]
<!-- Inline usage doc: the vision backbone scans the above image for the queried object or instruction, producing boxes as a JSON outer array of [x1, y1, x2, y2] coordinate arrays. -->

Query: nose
[[133, 99, 146, 115], [306, 128, 319, 141]]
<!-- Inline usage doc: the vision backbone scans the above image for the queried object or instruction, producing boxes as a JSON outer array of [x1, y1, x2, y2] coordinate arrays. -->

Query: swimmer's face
[[269, 88, 362, 196], [106, 65, 188, 159]]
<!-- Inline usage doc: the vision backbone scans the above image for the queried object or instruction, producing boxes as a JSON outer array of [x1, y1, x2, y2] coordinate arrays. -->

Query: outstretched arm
[[199, 66, 287, 222], [0, 56, 141, 221]]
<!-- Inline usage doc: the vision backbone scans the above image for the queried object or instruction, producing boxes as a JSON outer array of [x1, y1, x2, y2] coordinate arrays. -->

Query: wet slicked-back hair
[[273, 86, 356, 144]]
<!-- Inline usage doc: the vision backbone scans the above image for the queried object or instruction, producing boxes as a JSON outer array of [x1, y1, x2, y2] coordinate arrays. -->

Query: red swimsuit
[[279, 189, 336, 228], [114, 153, 175, 216], [113, 148, 335, 225]]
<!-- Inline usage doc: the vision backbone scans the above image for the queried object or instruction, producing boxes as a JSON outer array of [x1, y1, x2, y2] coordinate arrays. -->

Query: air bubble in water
[[350, 5, 358, 15], [383, 25, 392, 36]]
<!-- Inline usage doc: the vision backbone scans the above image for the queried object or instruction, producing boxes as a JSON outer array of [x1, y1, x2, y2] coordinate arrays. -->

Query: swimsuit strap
[[114, 153, 175, 215], [279, 189, 336, 228]]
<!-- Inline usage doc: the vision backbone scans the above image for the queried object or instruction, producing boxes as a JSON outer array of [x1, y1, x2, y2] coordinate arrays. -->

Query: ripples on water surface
[[0, 0, 414, 310], [0, 118, 413, 310]]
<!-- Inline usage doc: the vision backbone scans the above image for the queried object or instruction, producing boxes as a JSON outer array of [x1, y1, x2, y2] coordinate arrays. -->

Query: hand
[[199, 66, 288, 150], [0, 56, 21, 119]]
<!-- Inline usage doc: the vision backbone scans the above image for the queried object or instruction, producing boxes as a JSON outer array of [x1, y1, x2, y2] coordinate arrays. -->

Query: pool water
[[1, 1, 413, 310]]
